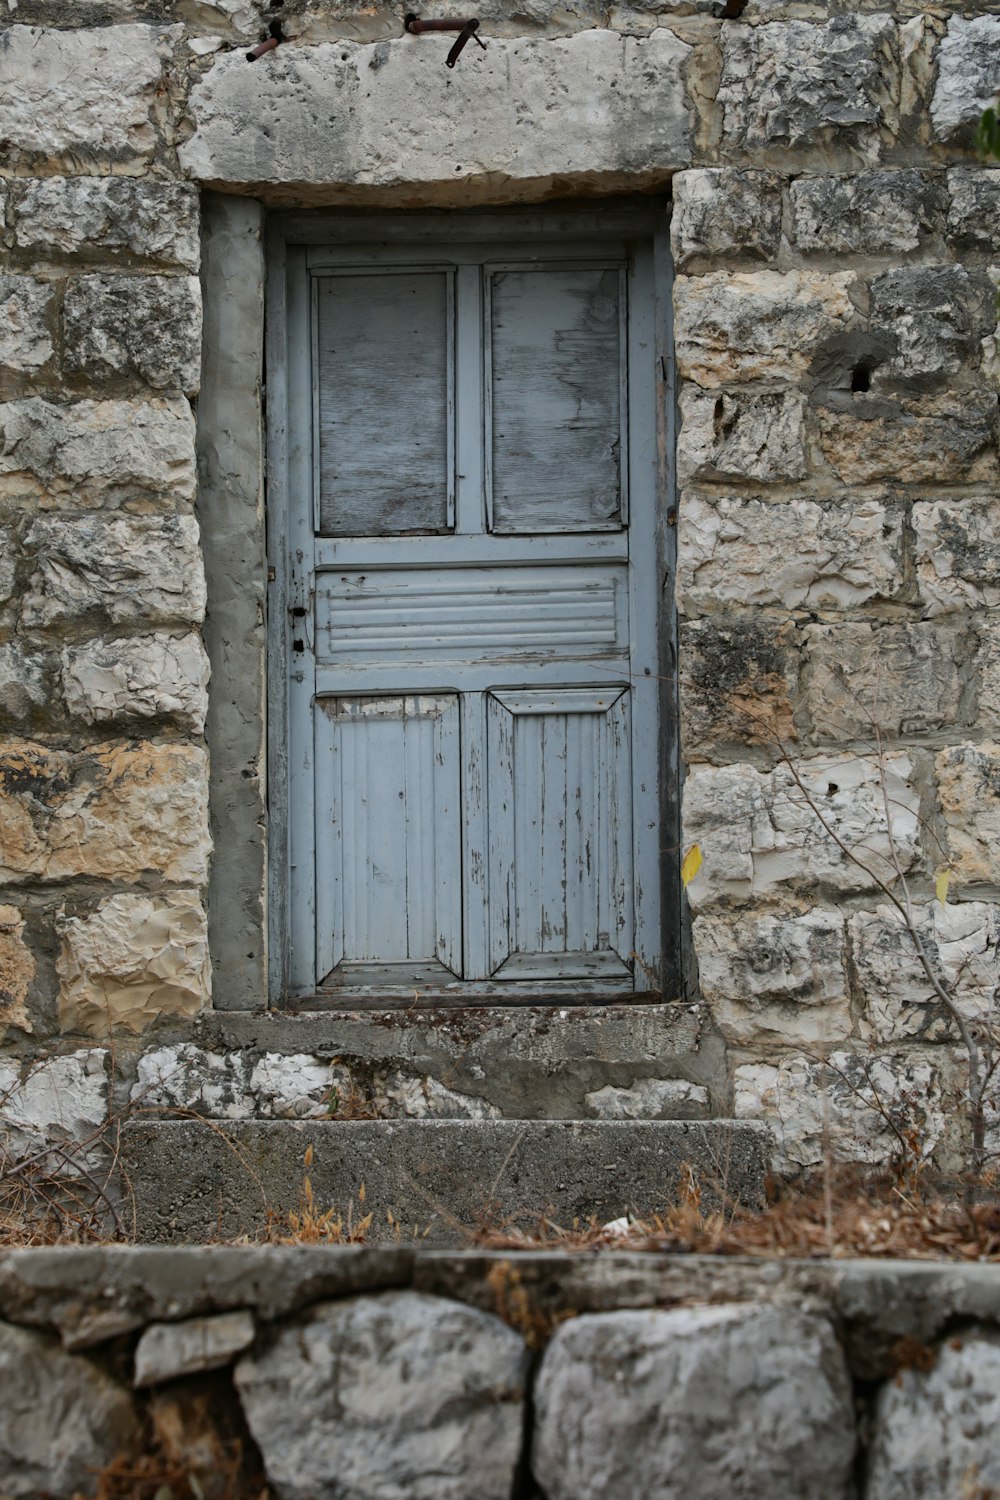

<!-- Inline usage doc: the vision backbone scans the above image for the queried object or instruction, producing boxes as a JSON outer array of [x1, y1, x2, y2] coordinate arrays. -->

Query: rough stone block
[[134, 1311, 255, 1387], [803, 621, 966, 741], [61, 633, 210, 732], [57, 892, 210, 1038], [676, 493, 902, 616], [0, 530, 14, 605], [0, 276, 54, 379], [868, 265, 995, 384], [868, 1332, 1000, 1498], [21, 515, 206, 627], [583, 1079, 709, 1120], [0, 904, 33, 1035], [181, 29, 693, 202], [0, 1049, 108, 1166], [0, 23, 173, 172], [914, 499, 1000, 616], [0, 397, 197, 509], [11, 179, 200, 270], [931, 16, 1000, 142], [0, 1320, 138, 1497], [0, 642, 48, 724], [734, 1051, 945, 1173], [131, 1045, 341, 1120], [532, 1305, 855, 1500], [947, 167, 1000, 251], [682, 753, 921, 910], [936, 743, 1000, 887], [674, 270, 854, 388], [978, 626, 1000, 735], [63, 275, 201, 394], [694, 911, 851, 1047], [817, 393, 999, 486], [670, 168, 782, 269], [791, 170, 942, 255], [0, 739, 210, 885], [718, 15, 897, 162], [678, 614, 798, 761], [677, 388, 807, 484], [234, 1292, 529, 1500], [851, 902, 1000, 1045]]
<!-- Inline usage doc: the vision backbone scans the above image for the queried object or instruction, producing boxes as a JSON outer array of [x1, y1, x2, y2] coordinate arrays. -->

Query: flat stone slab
[[121, 1119, 768, 1243]]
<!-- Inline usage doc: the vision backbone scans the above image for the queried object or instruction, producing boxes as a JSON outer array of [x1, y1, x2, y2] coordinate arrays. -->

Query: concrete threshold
[[120, 1118, 769, 1244]]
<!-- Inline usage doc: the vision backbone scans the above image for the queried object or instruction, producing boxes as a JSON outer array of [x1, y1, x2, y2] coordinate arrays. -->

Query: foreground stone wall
[[3, 1245, 1000, 1498], [0, 0, 998, 1180]]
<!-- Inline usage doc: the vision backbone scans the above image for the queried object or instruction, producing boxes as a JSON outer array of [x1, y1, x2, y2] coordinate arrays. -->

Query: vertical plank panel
[[487, 693, 515, 975]]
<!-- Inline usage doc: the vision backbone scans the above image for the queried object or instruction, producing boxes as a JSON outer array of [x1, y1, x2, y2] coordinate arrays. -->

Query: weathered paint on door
[[273, 213, 667, 999]]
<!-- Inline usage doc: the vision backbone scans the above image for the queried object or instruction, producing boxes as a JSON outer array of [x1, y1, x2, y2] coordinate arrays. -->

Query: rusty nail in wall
[[248, 20, 284, 61], [404, 14, 487, 66]]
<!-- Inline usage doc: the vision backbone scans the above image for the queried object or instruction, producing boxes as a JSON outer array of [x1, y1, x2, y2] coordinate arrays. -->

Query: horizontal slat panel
[[315, 564, 628, 664]]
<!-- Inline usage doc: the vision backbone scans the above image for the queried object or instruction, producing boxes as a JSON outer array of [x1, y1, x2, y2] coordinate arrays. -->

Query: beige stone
[[61, 634, 210, 732], [57, 892, 210, 1038], [913, 499, 1000, 616], [936, 744, 1000, 886], [673, 271, 854, 388], [11, 179, 200, 271], [0, 643, 48, 724], [63, 275, 202, 395], [0, 277, 54, 379], [0, 398, 197, 510], [670, 168, 782, 269], [682, 752, 921, 911], [694, 910, 851, 1046], [0, 740, 210, 886], [0, 904, 34, 1035], [677, 388, 807, 485], [803, 621, 966, 742], [818, 394, 999, 486], [0, 24, 175, 172], [21, 515, 206, 627], [978, 626, 1000, 735], [676, 493, 902, 617], [679, 615, 798, 761]]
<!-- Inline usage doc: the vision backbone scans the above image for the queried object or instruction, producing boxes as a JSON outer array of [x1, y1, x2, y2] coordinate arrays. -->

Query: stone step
[[121, 1119, 770, 1244]]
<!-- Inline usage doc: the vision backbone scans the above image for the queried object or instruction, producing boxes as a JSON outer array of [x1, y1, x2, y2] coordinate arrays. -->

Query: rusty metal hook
[[404, 14, 487, 67], [248, 19, 284, 62]]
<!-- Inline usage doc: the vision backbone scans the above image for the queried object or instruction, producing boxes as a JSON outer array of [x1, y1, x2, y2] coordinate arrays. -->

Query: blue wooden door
[[279, 216, 664, 998]]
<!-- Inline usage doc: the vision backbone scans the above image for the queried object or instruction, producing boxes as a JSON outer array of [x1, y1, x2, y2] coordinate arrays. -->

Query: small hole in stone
[[851, 363, 871, 393], [827, 782, 839, 796]]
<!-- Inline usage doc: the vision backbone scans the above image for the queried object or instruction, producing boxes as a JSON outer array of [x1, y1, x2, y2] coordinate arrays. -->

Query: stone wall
[[4, 1245, 1000, 1497], [0, 0, 998, 1183]]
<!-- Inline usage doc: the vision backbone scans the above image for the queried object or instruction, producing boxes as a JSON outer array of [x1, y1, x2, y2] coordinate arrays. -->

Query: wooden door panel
[[314, 694, 461, 979], [486, 688, 634, 980]]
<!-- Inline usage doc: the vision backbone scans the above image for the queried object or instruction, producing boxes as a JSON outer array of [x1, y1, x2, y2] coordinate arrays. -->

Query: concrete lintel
[[180, 29, 694, 206]]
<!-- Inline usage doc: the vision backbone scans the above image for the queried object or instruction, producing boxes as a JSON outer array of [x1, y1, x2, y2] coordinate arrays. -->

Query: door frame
[[265, 202, 680, 1008]]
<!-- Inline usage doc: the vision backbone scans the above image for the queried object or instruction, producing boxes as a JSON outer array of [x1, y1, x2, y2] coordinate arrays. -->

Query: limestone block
[[851, 902, 1000, 1045], [0, 530, 13, 604], [0, 642, 48, 723], [131, 1044, 253, 1118], [61, 634, 210, 732], [674, 270, 854, 388], [0, 739, 210, 885], [21, 515, 206, 627], [134, 1311, 255, 1387], [947, 168, 1000, 251], [868, 1332, 1000, 1499], [931, 16, 1000, 141], [803, 621, 965, 741], [734, 1051, 944, 1172], [377, 1072, 501, 1120], [234, 1292, 529, 1500], [0, 1319, 138, 1497], [57, 892, 210, 1038], [670, 168, 782, 269], [676, 493, 901, 617], [0, 904, 33, 1034], [0, 276, 54, 378], [978, 627, 1000, 735], [679, 614, 798, 760], [247, 1053, 342, 1118], [868, 266, 996, 384], [63, 275, 201, 395], [914, 499, 1000, 616], [0, 23, 174, 172], [936, 744, 1000, 886], [718, 15, 896, 162], [817, 392, 999, 486], [0, 1049, 108, 1165], [532, 1305, 855, 1500], [694, 911, 850, 1047], [682, 753, 921, 911], [0, 397, 197, 509], [791, 170, 942, 255], [11, 179, 200, 271], [584, 1079, 709, 1120], [677, 388, 807, 484], [181, 29, 693, 201]]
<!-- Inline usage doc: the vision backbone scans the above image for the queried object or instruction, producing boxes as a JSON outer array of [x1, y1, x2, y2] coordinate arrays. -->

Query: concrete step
[[122, 1119, 770, 1244]]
